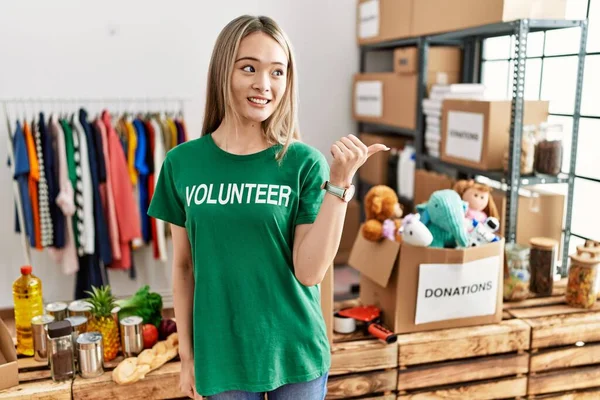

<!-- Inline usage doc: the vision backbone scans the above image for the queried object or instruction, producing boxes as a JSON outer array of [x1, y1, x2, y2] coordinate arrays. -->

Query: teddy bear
[[361, 185, 403, 242]]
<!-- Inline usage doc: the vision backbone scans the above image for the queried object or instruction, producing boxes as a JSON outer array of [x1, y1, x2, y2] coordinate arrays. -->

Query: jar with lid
[[47, 320, 75, 382], [504, 244, 531, 301], [566, 253, 600, 308], [503, 125, 536, 175], [534, 122, 564, 176], [46, 302, 68, 321], [529, 237, 558, 296]]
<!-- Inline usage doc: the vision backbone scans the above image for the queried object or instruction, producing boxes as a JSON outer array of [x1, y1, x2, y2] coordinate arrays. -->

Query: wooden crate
[[0, 357, 70, 400], [327, 300, 398, 399], [506, 281, 600, 399], [395, 319, 531, 399]]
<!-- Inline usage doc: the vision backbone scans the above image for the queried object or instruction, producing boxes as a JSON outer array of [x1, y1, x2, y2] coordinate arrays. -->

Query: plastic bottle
[[13, 265, 44, 356]]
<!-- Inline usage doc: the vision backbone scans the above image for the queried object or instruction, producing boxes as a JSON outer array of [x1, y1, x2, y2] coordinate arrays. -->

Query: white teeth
[[249, 97, 268, 105]]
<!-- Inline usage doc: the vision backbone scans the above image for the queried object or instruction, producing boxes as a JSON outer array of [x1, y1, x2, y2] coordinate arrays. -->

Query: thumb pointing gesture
[[367, 143, 390, 158], [329, 134, 390, 187]]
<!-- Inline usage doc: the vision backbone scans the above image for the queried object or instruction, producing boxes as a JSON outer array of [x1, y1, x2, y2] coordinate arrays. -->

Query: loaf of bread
[[112, 332, 179, 385]]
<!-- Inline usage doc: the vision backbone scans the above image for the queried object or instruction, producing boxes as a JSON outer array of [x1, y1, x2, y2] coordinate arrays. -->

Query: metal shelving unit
[[358, 18, 588, 271]]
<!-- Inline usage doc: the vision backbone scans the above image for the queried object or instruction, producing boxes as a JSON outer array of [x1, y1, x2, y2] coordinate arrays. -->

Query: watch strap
[[323, 181, 346, 199]]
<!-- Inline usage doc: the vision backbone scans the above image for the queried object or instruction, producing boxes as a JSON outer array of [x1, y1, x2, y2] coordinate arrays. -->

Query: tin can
[[77, 332, 104, 378], [119, 316, 144, 357], [111, 306, 121, 326], [68, 300, 92, 319], [31, 314, 55, 362], [65, 316, 88, 342], [46, 302, 68, 321]]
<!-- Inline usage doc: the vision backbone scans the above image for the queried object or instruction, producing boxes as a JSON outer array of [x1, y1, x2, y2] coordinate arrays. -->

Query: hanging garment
[[48, 115, 78, 275], [179, 117, 189, 143], [174, 119, 185, 145], [75, 252, 107, 301], [124, 118, 138, 185], [33, 116, 53, 248], [79, 109, 112, 266], [166, 117, 177, 150], [12, 122, 35, 242], [40, 113, 64, 248], [133, 118, 150, 243], [104, 111, 141, 270], [72, 114, 95, 255], [144, 119, 158, 258], [61, 118, 80, 251], [151, 117, 167, 261], [23, 121, 40, 248], [97, 113, 121, 263], [159, 117, 172, 152]]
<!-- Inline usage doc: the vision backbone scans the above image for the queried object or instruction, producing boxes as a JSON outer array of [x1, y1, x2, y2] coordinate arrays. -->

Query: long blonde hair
[[201, 15, 300, 160]]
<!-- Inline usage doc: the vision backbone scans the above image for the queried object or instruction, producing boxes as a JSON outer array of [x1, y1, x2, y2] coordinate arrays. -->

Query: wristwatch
[[322, 181, 355, 202]]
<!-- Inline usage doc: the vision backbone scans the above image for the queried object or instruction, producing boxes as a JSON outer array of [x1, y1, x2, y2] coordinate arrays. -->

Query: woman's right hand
[[180, 358, 202, 399]]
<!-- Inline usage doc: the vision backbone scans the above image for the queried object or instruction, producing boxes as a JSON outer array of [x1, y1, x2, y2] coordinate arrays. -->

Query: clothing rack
[[3, 96, 191, 268]]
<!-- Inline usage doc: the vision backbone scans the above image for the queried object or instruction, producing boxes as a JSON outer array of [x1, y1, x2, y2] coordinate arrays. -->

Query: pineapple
[[85, 286, 120, 362]]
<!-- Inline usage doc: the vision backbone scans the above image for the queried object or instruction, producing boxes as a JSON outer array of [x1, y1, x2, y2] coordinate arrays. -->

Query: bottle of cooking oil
[[12, 265, 44, 356]]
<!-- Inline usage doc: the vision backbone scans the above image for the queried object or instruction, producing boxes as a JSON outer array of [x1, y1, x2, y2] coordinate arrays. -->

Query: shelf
[[359, 20, 585, 51], [428, 19, 584, 43], [361, 37, 419, 51], [358, 122, 417, 137], [420, 154, 569, 185]]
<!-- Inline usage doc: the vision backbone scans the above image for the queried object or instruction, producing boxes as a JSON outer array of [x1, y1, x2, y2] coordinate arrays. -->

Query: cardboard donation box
[[413, 169, 456, 207], [353, 73, 418, 130], [0, 318, 18, 390], [357, 0, 413, 45], [359, 133, 408, 185], [335, 199, 361, 265], [411, 0, 568, 37], [441, 99, 549, 170], [393, 47, 462, 93], [349, 232, 504, 334]]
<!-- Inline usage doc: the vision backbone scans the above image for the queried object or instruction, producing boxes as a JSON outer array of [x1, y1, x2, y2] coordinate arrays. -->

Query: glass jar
[[504, 244, 531, 301], [566, 253, 600, 308], [503, 125, 536, 175], [529, 237, 558, 296], [47, 320, 75, 382], [534, 122, 564, 176]]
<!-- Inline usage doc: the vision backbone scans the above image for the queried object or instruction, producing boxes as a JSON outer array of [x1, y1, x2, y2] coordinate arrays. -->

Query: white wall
[[0, 0, 358, 308]]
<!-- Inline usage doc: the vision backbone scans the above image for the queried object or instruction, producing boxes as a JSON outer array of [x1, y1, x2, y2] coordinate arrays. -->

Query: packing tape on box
[[333, 312, 356, 334]]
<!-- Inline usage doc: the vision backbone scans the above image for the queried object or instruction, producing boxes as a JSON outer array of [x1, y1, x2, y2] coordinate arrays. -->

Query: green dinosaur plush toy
[[416, 189, 469, 248]]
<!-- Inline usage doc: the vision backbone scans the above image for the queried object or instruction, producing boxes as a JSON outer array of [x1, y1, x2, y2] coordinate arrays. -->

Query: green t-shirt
[[147, 133, 331, 396]]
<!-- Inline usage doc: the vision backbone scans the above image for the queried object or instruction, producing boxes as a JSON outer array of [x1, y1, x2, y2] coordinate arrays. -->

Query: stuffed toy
[[361, 185, 403, 242], [416, 189, 469, 248], [453, 180, 499, 224], [399, 214, 433, 247], [467, 217, 500, 247]]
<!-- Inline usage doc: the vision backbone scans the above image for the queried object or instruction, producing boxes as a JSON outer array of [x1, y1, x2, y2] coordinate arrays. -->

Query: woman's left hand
[[329, 134, 389, 187]]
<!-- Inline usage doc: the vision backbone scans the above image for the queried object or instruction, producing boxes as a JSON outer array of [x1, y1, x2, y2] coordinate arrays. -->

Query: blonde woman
[[148, 15, 387, 400]]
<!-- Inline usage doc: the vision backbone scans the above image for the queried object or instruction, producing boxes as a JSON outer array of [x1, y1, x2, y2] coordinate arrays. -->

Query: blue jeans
[[206, 372, 329, 400]]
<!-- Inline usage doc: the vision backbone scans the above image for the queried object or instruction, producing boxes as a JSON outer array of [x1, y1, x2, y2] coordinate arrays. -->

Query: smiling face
[[230, 31, 288, 124], [463, 188, 489, 212]]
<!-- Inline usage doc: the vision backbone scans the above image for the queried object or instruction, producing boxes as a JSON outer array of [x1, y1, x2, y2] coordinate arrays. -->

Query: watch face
[[343, 185, 356, 202]]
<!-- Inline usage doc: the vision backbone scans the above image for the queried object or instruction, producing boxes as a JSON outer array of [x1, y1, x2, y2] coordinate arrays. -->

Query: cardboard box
[[492, 186, 565, 253], [320, 265, 334, 345], [411, 0, 568, 37], [357, 0, 413, 45], [0, 318, 18, 390], [353, 73, 418, 130], [413, 169, 456, 207], [349, 233, 504, 334], [441, 99, 549, 170], [394, 47, 461, 75], [359, 133, 408, 185], [335, 200, 362, 265]]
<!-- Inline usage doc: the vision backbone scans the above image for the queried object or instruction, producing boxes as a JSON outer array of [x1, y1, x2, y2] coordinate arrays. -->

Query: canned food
[[46, 302, 68, 321], [31, 314, 55, 362], [119, 316, 144, 357], [77, 332, 104, 378], [68, 300, 92, 319]]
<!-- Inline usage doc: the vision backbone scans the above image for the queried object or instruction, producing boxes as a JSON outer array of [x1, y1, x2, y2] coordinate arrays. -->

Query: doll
[[453, 180, 499, 223]]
